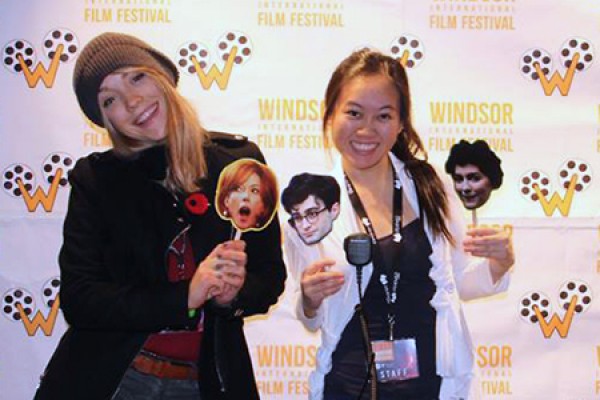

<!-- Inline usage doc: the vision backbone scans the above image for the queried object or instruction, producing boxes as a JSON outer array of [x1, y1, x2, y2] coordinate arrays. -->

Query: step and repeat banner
[[1, 1, 600, 399]]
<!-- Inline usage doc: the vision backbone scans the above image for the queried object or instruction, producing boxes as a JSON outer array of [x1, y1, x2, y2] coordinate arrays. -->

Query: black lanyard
[[344, 167, 403, 340]]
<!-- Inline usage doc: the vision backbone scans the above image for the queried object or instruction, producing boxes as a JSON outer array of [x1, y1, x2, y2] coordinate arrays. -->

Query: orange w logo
[[534, 53, 580, 96], [17, 297, 61, 337], [18, 45, 64, 88], [191, 46, 238, 90], [17, 169, 63, 212], [533, 174, 577, 217], [533, 296, 577, 339]]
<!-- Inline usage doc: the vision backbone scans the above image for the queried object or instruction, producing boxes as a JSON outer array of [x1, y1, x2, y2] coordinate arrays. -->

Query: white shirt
[[284, 154, 511, 400]]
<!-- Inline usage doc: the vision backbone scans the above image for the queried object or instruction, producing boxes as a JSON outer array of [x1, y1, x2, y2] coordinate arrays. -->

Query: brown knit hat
[[73, 32, 179, 127]]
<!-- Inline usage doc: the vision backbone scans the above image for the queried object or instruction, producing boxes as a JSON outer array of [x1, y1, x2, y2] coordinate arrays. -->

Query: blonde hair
[[101, 66, 208, 193]]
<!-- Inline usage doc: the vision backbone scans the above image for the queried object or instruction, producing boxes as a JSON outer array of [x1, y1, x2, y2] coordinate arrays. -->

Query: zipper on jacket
[[214, 318, 227, 393]]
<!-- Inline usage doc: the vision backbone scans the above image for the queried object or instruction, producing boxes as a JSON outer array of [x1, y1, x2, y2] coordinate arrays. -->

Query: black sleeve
[[58, 157, 195, 332]]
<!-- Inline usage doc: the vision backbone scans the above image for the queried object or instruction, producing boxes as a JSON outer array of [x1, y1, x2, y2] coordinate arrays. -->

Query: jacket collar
[[132, 144, 168, 181]]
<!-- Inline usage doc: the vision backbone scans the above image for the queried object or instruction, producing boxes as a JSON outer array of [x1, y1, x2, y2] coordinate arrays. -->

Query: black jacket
[[34, 133, 286, 400]]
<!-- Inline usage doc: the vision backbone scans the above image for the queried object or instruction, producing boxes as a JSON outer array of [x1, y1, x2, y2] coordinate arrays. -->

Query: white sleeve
[[283, 225, 325, 331], [441, 172, 511, 301]]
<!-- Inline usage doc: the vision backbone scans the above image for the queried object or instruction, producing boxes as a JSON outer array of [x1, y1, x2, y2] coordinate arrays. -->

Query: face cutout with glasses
[[289, 207, 328, 226], [289, 195, 340, 245]]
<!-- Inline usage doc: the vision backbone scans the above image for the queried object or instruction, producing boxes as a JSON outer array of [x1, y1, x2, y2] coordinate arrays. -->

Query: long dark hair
[[323, 49, 453, 244]]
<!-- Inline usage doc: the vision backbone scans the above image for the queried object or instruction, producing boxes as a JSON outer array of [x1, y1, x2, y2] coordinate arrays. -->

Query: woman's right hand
[[187, 242, 230, 309], [300, 258, 345, 318], [188, 262, 224, 309]]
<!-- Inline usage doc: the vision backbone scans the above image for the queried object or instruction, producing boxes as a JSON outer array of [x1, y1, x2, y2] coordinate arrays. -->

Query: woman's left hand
[[209, 239, 247, 306], [463, 227, 514, 282]]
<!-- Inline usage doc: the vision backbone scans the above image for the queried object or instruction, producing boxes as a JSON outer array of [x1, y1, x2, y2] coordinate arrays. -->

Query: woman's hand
[[463, 227, 514, 282], [300, 258, 344, 318], [211, 240, 247, 306], [188, 240, 247, 309]]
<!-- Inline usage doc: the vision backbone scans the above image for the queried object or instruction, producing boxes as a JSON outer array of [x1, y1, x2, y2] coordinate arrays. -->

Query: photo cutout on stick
[[281, 173, 341, 245], [215, 158, 279, 238], [444, 140, 504, 225]]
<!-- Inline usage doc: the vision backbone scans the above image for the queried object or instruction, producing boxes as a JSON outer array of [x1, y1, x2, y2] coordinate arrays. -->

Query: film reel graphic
[[519, 158, 592, 216], [389, 34, 425, 69], [2, 288, 36, 321], [519, 291, 552, 324], [520, 37, 594, 96], [217, 31, 252, 65], [2, 28, 79, 88], [519, 280, 593, 338], [557, 159, 592, 192], [175, 30, 252, 90], [3, 39, 36, 74], [2, 152, 75, 212], [2, 163, 36, 197], [177, 42, 212, 74]]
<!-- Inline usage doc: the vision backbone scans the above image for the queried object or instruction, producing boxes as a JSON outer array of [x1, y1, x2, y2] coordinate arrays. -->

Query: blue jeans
[[112, 367, 200, 400]]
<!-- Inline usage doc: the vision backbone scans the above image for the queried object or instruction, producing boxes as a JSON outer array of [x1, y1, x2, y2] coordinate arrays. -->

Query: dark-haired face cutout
[[452, 164, 493, 210], [289, 195, 339, 245]]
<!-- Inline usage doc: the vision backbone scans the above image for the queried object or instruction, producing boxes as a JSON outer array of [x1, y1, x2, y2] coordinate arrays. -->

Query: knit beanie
[[73, 32, 179, 127]]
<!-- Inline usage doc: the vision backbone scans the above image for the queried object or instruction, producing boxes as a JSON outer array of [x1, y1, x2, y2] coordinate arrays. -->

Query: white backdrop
[[1, 1, 600, 399]]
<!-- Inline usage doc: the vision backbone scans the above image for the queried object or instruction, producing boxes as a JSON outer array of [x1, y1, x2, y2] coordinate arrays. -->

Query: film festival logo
[[2, 278, 61, 336], [2, 28, 79, 88], [176, 30, 252, 90], [519, 279, 592, 339], [520, 37, 594, 96], [519, 158, 592, 217], [2, 153, 75, 213]]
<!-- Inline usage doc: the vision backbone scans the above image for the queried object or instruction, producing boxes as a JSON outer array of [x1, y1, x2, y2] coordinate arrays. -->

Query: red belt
[[131, 351, 198, 381]]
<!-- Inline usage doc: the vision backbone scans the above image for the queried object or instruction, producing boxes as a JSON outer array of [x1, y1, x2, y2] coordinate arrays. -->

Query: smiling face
[[289, 195, 339, 245], [224, 173, 266, 230], [328, 73, 402, 176], [98, 68, 167, 152], [452, 164, 493, 209]]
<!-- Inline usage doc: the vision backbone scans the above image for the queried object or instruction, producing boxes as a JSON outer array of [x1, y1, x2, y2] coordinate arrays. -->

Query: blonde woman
[[34, 32, 285, 400]]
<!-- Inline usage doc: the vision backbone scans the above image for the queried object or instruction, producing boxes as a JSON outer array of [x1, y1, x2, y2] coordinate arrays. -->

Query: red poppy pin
[[185, 192, 210, 216]]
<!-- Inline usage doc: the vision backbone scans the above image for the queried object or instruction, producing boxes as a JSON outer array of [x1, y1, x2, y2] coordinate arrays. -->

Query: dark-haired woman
[[285, 49, 514, 399]]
